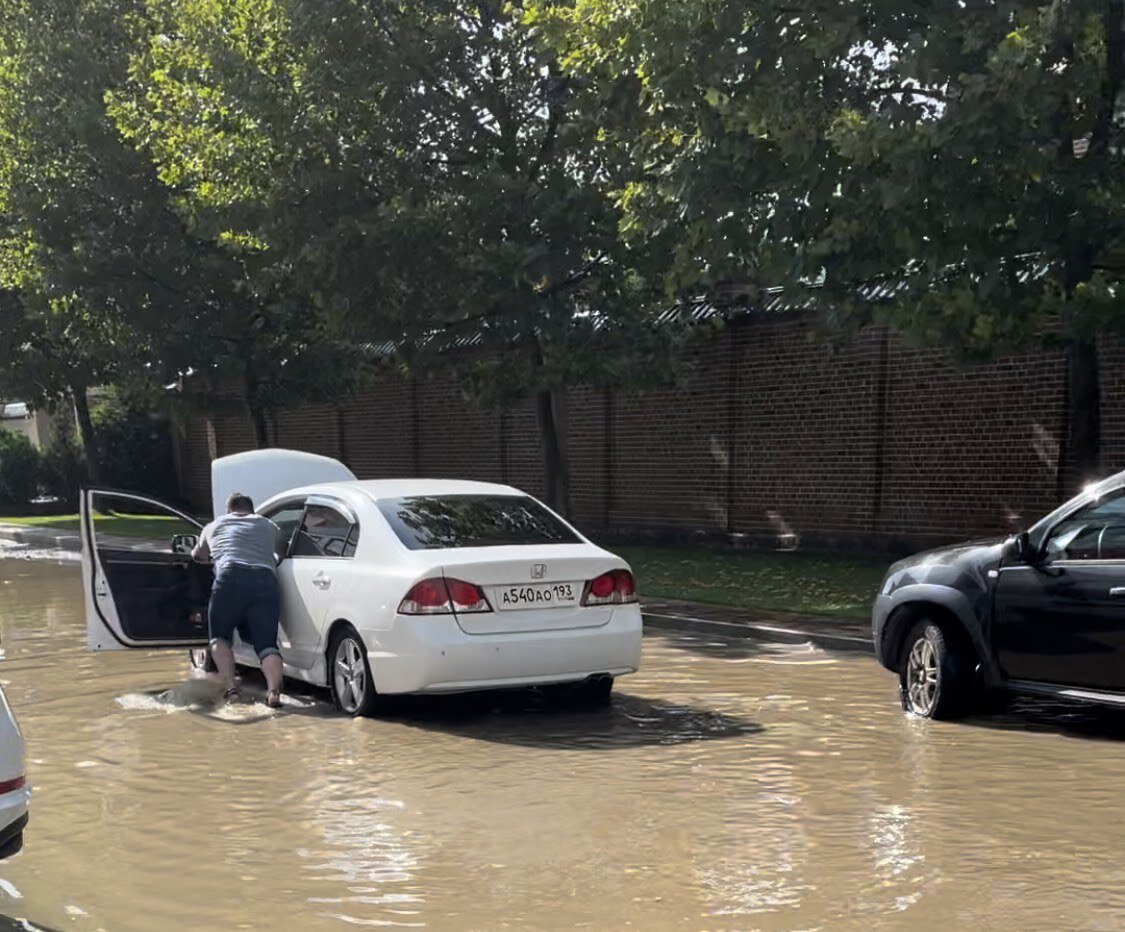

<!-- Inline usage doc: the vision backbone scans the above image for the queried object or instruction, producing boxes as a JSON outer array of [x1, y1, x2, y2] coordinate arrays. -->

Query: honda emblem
[[530, 564, 546, 579]]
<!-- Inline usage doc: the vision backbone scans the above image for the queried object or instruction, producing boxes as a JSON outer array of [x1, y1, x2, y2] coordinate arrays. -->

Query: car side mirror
[[171, 534, 197, 555], [1013, 531, 1035, 564]]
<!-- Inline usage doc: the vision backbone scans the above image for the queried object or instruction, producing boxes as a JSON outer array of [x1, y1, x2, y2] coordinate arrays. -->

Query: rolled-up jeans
[[208, 564, 281, 660]]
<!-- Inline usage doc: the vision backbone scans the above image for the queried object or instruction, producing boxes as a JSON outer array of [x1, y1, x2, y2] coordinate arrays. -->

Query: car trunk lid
[[435, 545, 622, 635]]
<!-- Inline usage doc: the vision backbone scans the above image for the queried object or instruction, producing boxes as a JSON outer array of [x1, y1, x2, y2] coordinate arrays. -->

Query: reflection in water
[[866, 805, 925, 912], [694, 758, 811, 918], [7, 560, 1125, 928]]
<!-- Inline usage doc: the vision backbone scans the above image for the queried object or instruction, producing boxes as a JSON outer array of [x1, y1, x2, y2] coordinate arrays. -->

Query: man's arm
[[192, 524, 212, 564], [268, 518, 286, 564]]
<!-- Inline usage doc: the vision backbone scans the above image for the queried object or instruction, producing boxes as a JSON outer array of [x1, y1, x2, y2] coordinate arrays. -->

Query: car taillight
[[446, 579, 490, 613], [398, 578, 491, 615], [0, 776, 25, 794], [582, 570, 638, 606]]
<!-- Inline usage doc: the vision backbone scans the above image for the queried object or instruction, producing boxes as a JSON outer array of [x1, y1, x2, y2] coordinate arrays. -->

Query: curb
[[641, 607, 873, 654]]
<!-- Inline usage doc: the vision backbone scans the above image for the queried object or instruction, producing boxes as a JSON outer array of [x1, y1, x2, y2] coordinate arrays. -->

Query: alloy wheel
[[333, 636, 367, 714], [906, 637, 939, 715], [188, 647, 213, 673]]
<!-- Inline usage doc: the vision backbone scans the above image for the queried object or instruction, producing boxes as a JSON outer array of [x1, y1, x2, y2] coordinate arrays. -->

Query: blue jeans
[[208, 565, 281, 660]]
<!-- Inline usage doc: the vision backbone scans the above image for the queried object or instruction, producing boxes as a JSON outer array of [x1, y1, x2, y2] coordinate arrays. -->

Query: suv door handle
[[313, 572, 331, 590], [1110, 587, 1125, 597]]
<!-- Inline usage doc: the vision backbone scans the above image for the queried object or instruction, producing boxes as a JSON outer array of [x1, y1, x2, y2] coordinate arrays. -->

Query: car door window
[[292, 503, 359, 559], [85, 490, 209, 647], [261, 501, 306, 558], [89, 490, 201, 554], [1045, 491, 1125, 561]]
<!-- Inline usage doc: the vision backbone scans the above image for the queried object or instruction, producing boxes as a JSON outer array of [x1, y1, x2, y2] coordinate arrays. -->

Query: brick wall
[[175, 318, 1124, 550]]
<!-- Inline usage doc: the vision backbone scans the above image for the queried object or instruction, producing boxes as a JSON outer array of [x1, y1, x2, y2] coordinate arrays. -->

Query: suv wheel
[[899, 620, 972, 720]]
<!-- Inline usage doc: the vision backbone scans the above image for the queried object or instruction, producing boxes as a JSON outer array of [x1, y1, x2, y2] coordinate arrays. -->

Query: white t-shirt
[[199, 512, 280, 575]]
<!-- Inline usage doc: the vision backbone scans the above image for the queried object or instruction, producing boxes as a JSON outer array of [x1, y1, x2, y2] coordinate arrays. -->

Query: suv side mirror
[[171, 533, 197, 555]]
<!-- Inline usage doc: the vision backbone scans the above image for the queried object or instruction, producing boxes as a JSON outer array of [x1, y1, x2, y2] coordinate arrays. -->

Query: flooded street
[[4, 554, 1125, 930]]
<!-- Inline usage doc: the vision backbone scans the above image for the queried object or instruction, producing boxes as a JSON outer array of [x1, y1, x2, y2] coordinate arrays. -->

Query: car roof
[[311, 478, 526, 502], [1029, 467, 1125, 536]]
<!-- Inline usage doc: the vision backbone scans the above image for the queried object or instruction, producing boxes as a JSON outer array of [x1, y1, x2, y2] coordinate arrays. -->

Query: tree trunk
[[535, 387, 570, 516], [71, 384, 101, 487], [249, 404, 270, 449], [553, 388, 571, 517], [1064, 337, 1101, 494], [244, 368, 270, 449]]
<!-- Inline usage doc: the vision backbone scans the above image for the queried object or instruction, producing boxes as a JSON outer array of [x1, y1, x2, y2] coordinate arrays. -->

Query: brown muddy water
[[3, 550, 1125, 930]]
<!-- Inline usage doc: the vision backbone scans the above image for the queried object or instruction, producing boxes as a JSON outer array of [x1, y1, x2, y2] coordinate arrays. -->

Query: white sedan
[[80, 450, 643, 715]]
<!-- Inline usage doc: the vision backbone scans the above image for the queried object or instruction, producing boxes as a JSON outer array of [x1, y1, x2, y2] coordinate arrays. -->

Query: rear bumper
[[361, 606, 643, 694], [0, 811, 26, 859], [0, 786, 29, 860]]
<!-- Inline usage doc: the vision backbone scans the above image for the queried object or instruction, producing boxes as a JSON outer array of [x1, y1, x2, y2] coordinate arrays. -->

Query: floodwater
[[4, 552, 1125, 930]]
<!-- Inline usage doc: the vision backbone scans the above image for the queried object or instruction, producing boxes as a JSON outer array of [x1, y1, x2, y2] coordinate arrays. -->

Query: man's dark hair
[[226, 492, 254, 513]]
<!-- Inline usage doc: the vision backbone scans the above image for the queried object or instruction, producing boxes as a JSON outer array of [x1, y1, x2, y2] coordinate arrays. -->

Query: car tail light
[[446, 579, 490, 613], [398, 578, 491, 615], [0, 776, 25, 795], [399, 579, 451, 614], [582, 570, 638, 606]]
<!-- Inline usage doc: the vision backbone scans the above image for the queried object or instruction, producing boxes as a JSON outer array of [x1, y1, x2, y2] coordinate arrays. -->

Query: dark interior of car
[[98, 549, 212, 642]]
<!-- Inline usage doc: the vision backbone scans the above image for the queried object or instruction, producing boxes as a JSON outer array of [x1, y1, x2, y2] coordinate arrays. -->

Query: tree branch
[[540, 255, 609, 298], [526, 66, 564, 183]]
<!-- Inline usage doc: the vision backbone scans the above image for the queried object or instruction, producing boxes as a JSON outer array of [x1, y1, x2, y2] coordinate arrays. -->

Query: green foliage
[[0, 0, 379, 470], [531, 0, 1125, 357], [110, 0, 679, 397], [0, 427, 42, 506], [40, 425, 85, 505], [95, 0, 690, 507], [89, 390, 179, 499]]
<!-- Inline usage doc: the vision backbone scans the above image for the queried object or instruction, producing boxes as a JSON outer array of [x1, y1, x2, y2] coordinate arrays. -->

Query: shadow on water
[[965, 695, 1125, 743], [158, 668, 763, 747], [384, 691, 763, 751]]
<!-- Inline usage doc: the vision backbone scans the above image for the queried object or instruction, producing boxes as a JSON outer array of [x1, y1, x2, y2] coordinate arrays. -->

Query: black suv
[[873, 472, 1125, 718]]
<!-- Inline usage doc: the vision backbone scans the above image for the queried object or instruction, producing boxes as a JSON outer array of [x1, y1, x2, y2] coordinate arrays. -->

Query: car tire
[[899, 620, 972, 720], [548, 676, 615, 709], [188, 648, 216, 674], [328, 625, 381, 718]]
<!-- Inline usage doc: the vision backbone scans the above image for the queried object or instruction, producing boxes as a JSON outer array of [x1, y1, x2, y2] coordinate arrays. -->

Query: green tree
[[0, 290, 135, 484], [110, 0, 683, 514], [535, 0, 1125, 491], [0, 0, 371, 469]]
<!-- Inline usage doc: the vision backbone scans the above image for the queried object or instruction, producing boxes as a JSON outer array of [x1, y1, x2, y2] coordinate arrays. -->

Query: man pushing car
[[192, 492, 285, 708]]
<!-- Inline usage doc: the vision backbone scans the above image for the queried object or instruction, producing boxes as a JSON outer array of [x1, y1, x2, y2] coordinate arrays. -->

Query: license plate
[[494, 582, 579, 610]]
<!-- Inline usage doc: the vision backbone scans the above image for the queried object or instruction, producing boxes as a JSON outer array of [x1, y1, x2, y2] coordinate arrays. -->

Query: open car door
[[82, 490, 211, 651]]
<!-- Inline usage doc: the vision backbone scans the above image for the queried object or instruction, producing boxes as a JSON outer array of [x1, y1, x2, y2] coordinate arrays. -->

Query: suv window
[[377, 494, 580, 550], [1045, 491, 1125, 561]]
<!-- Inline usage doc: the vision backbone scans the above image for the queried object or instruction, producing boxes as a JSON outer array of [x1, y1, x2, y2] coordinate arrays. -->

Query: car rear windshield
[[376, 495, 581, 550]]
